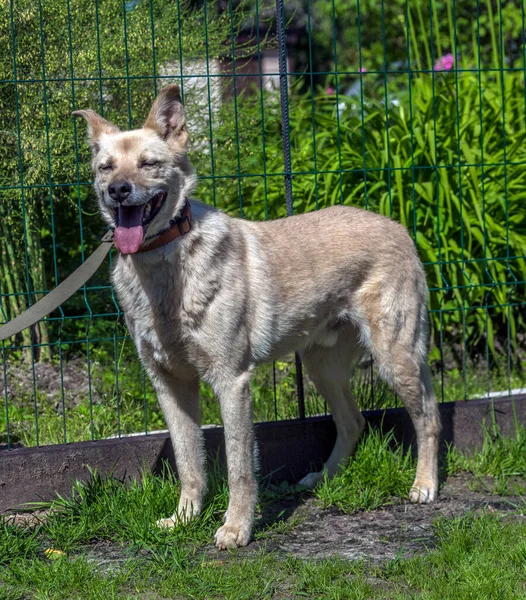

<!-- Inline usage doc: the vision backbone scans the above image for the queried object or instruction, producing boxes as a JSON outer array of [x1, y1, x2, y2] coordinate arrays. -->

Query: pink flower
[[359, 67, 367, 73], [434, 53, 455, 71], [327, 86, 334, 95]]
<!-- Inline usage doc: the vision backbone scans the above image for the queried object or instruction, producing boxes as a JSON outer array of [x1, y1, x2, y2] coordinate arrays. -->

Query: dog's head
[[74, 85, 196, 254]]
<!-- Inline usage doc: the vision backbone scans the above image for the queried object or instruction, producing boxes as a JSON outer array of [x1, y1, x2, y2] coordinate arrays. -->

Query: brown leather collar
[[137, 198, 192, 253]]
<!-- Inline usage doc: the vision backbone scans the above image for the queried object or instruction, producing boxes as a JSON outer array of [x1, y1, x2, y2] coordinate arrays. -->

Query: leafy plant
[[194, 68, 526, 366], [0, 0, 249, 359]]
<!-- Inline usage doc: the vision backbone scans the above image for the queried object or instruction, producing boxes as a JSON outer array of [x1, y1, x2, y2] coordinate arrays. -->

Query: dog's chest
[[113, 258, 188, 371]]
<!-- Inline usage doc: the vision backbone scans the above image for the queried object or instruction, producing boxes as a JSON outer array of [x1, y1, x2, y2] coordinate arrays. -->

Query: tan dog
[[74, 85, 439, 549]]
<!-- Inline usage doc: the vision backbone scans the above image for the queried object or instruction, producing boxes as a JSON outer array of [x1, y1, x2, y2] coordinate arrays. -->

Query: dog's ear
[[72, 109, 119, 155], [143, 84, 188, 150]]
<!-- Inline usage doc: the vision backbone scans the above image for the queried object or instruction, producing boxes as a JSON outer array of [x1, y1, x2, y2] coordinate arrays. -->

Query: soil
[[50, 473, 524, 571], [214, 473, 525, 563], [0, 357, 98, 409]]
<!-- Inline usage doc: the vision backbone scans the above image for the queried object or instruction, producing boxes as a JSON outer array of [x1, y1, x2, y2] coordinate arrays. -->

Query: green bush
[[0, 0, 246, 353], [286, 0, 526, 90], [194, 69, 526, 365]]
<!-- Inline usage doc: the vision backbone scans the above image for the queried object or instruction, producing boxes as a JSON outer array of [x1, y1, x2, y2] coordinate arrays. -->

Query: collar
[[137, 198, 192, 253]]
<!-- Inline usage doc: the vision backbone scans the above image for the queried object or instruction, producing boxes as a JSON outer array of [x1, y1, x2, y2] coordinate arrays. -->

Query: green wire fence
[[1, 0, 525, 449]]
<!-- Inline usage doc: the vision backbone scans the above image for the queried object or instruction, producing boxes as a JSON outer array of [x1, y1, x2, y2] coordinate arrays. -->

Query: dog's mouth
[[113, 191, 166, 254]]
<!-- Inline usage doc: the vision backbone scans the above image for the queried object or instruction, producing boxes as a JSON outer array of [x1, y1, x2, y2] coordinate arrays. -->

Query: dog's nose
[[108, 180, 132, 203]]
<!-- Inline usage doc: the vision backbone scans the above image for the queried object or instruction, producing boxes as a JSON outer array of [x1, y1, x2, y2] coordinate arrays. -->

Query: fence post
[[275, 0, 306, 420]]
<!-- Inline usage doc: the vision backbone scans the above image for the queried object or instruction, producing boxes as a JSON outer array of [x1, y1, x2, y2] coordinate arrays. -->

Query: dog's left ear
[[144, 84, 188, 150]]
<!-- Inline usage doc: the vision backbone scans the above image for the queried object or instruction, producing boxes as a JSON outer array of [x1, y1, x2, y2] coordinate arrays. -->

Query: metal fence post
[[275, 0, 306, 420]]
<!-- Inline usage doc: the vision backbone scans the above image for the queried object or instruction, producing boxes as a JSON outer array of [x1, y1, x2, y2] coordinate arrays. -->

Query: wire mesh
[[1, 0, 525, 450]]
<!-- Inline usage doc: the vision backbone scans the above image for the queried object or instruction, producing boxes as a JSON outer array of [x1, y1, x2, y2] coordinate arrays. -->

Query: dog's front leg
[[153, 373, 207, 526], [213, 372, 257, 550]]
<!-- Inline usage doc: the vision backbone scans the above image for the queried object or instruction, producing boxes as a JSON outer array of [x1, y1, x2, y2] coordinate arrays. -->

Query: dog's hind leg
[[153, 373, 207, 526], [299, 332, 365, 488], [367, 306, 440, 504]]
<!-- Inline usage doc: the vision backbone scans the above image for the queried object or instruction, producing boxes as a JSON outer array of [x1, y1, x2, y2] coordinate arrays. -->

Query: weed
[[374, 511, 526, 599], [0, 520, 40, 566]]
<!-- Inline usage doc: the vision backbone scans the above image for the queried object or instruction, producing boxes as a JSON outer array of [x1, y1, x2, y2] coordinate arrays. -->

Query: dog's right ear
[[72, 109, 119, 155], [143, 84, 188, 151]]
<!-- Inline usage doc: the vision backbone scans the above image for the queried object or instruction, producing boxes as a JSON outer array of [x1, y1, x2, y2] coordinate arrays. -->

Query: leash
[[0, 200, 194, 343], [0, 230, 115, 342]]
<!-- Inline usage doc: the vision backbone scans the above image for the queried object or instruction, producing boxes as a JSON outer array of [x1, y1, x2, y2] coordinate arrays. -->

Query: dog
[[73, 84, 439, 549]]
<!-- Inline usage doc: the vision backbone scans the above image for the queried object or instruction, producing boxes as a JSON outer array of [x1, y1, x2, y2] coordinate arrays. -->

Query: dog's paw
[[299, 471, 322, 489], [156, 516, 177, 529], [214, 523, 251, 550], [409, 481, 437, 504], [177, 495, 202, 523]]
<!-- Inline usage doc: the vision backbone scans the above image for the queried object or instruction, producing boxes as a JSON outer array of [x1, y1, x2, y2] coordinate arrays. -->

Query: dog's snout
[[108, 180, 132, 203]]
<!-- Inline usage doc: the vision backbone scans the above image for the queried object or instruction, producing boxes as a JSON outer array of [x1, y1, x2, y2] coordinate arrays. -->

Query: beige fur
[[74, 85, 440, 549]]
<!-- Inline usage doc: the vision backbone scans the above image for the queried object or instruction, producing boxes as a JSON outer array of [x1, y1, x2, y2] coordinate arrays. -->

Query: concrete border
[[1, 395, 524, 512]]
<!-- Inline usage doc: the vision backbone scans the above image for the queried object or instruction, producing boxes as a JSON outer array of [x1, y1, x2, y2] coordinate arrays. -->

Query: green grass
[[22, 466, 229, 555], [446, 423, 526, 495], [3, 349, 525, 448], [314, 423, 526, 510], [372, 511, 526, 600], [314, 427, 416, 513], [2, 426, 526, 598], [2, 511, 526, 599]]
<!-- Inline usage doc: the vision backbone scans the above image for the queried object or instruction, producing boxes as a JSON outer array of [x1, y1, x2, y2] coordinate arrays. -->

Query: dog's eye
[[141, 161, 159, 168], [99, 164, 113, 172]]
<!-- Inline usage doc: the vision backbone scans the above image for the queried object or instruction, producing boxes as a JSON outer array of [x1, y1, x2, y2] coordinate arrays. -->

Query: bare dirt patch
[[231, 473, 525, 563], [0, 357, 97, 409]]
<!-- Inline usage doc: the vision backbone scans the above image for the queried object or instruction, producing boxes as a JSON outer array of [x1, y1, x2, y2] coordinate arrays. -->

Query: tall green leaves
[[195, 69, 526, 365]]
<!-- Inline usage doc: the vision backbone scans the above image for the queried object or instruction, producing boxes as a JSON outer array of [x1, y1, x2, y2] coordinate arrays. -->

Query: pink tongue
[[114, 226, 144, 254], [114, 205, 145, 254]]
